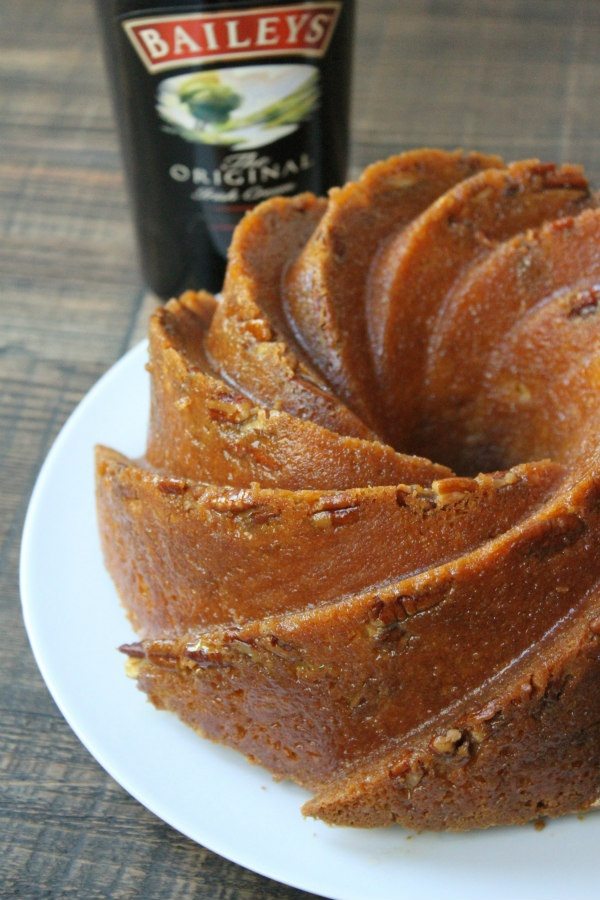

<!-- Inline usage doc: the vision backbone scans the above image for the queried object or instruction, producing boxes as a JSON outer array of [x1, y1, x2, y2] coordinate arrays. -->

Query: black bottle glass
[[95, 0, 355, 297]]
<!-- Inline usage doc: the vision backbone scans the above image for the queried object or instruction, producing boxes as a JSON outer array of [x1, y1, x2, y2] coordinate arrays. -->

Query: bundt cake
[[95, 148, 600, 830]]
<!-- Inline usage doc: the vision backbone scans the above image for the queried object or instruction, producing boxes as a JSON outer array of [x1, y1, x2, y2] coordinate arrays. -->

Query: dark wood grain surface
[[2, 1, 600, 897]]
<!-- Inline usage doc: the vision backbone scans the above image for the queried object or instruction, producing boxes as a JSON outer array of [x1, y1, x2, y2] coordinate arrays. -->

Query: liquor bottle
[[95, 0, 355, 297]]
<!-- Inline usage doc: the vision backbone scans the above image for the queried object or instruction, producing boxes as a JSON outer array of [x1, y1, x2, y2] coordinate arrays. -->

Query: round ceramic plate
[[20, 341, 599, 900]]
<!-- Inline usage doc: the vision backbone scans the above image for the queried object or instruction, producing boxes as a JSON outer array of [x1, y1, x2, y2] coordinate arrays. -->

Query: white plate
[[20, 340, 599, 900]]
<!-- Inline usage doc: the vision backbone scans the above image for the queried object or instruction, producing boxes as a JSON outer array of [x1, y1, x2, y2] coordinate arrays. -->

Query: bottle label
[[123, 3, 340, 72]]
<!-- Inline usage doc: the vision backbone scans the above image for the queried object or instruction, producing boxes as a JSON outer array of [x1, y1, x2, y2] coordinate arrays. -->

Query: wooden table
[[2, 1, 600, 896]]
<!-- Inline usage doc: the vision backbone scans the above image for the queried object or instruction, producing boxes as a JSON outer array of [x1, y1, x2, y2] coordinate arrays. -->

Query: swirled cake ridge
[[96, 149, 600, 830]]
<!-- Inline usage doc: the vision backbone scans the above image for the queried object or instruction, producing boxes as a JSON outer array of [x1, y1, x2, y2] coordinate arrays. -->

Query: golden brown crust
[[146, 294, 447, 489], [205, 196, 375, 439], [424, 208, 600, 472], [304, 605, 600, 829], [283, 150, 502, 431], [368, 160, 593, 452], [96, 148, 600, 831], [116, 469, 599, 791], [96, 445, 562, 635]]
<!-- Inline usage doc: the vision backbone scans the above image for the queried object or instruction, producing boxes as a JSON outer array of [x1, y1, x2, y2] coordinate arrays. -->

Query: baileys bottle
[[95, 0, 355, 297]]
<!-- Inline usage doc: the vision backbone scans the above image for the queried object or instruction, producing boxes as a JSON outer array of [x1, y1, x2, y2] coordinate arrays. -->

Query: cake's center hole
[[402, 412, 544, 478]]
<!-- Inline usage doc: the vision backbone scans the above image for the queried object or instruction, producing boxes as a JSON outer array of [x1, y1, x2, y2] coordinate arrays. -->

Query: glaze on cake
[[96, 149, 600, 829]]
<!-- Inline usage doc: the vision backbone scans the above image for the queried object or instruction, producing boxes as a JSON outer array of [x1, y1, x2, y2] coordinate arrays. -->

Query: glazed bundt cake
[[96, 149, 600, 830]]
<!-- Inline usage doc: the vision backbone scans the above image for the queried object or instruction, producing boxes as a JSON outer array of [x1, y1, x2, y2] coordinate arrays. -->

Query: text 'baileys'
[[95, 0, 355, 297]]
